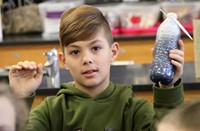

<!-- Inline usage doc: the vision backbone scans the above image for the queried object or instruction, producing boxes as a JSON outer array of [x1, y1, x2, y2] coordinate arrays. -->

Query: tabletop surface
[[1, 62, 199, 94]]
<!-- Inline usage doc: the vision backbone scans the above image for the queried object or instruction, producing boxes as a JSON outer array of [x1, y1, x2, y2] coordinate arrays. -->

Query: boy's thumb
[[35, 63, 43, 79]]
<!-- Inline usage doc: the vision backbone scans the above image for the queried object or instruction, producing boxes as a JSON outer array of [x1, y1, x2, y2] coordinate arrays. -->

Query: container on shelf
[[161, 1, 200, 25], [38, 0, 84, 37], [117, 2, 160, 35], [96, 4, 121, 35], [85, 0, 122, 5]]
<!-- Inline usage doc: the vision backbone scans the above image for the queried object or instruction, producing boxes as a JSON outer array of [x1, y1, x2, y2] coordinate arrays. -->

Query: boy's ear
[[59, 52, 68, 69], [111, 42, 119, 62]]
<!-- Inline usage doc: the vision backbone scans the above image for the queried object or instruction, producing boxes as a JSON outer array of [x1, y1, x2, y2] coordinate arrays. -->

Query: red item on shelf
[[113, 23, 193, 36], [112, 28, 121, 35], [120, 23, 160, 35], [181, 24, 193, 34]]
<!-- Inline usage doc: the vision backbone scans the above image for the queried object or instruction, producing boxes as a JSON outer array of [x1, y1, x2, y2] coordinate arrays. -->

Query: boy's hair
[[158, 99, 200, 131], [0, 83, 28, 131], [59, 5, 113, 50]]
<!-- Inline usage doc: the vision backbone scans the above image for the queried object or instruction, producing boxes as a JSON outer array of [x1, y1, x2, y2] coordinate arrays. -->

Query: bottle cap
[[160, 9, 193, 40], [167, 13, 177, 19]]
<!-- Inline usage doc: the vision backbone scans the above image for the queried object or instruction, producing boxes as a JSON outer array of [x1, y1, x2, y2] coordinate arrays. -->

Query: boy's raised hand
[[169, 39, 184, 85], [9, 61, 43, 97], [151, 39, 185, 88]]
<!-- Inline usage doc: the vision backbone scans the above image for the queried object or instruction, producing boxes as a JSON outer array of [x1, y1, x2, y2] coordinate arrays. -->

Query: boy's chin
[[79, 79, 107, 89]]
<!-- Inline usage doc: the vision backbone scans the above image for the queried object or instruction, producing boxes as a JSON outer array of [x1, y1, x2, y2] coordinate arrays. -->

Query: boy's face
[[59, 28, 119, 92]]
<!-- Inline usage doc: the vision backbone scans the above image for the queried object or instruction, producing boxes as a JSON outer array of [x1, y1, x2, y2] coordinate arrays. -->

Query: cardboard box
[[0, 9, 2, 41], [38, 1, 83, 37], [193, 19, 200, 78]]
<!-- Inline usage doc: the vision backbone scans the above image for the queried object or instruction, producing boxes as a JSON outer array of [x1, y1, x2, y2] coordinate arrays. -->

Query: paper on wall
[[193, 19, 200, 78]]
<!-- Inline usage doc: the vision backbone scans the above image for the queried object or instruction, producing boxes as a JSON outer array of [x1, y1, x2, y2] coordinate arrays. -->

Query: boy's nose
[[82, 52, 93, 65], [83, 60, 92, 65]]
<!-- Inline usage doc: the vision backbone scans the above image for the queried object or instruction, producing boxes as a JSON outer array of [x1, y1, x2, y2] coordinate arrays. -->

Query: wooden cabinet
[[0, 37, 194, 68], [0, 44, 61, 68], [115, 37, 194, 64]]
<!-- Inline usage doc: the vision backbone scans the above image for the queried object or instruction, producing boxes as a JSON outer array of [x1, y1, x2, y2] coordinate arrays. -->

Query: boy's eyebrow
[[88, 39, 103, 46], [67, 44, 80, 48], [67, 39, 102, 48]]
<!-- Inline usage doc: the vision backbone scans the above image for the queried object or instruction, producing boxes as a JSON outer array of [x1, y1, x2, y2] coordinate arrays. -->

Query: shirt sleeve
[[153, 78, 184, 108], [152, 78, 184, 124]]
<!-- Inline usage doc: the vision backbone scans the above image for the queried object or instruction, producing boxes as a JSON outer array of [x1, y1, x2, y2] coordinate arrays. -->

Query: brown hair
[[158, 99, 200, 131], [59, 5, 113, 51], [0, 83, 28, 131]]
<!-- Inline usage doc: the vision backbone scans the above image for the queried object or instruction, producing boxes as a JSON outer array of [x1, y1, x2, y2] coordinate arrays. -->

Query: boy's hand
[[9, 61, 43, 98], [159, 39, 185, 88]]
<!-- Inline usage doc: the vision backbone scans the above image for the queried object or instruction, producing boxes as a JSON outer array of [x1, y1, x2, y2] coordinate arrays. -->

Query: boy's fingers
[[151, 47, 155, 56], [169, 52, 184, 64], [178, 39, 184, 51], [37, 64, 43, 74], [9, 65, 22, 74], [170, 49, 184, 57], [171, 59, 183, 72], [17, 61, 29, 69], [17, 61, 37, 70], [30, 61, 37, 70], [35, 63, 43, 79]]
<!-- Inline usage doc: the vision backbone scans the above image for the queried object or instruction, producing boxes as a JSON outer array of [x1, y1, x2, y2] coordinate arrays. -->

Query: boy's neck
[[74, 81, 110, 98]]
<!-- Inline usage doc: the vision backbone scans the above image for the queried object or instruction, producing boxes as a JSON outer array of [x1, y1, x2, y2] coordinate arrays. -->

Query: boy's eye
[[70, 50, 80, 55], [92, 46, 101, 51]]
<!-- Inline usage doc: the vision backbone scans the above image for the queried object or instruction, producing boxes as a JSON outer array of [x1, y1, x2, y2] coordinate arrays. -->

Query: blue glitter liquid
[[150, 13, 181, 85]]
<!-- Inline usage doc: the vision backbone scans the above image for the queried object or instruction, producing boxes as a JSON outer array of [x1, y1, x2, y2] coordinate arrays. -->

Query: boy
[[157, 99, 200, 131], [9, 5, 185, 131]]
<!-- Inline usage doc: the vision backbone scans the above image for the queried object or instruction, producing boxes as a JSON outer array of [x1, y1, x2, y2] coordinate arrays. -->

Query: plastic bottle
[[150, 12, 183, 85]]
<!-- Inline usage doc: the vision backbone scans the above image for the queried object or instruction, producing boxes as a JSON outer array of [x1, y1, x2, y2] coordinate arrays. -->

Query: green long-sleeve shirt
[[25, 80, 184, 131]]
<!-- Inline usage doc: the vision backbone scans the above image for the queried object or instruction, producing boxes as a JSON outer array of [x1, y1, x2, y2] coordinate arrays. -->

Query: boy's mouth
[[82, 69, 98, 77], [82, 69, 98, 74]]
